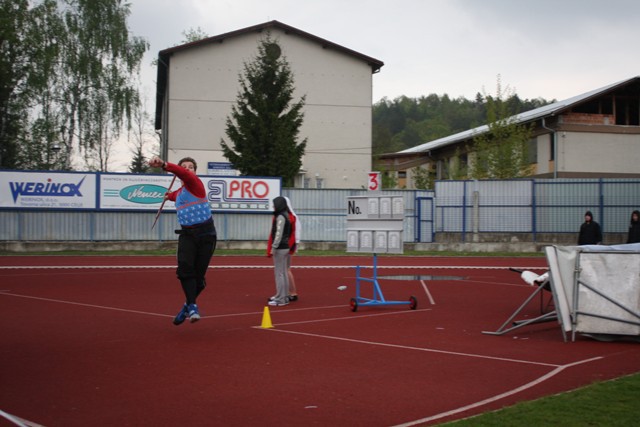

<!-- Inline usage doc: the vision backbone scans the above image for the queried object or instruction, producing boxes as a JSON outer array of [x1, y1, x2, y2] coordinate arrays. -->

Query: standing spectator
[[285, 196, 300, 302], [627, 210, 640, 243], [578, 210, 602, 245], [148, 156, 217, 325], [266, 196, 292, 306]]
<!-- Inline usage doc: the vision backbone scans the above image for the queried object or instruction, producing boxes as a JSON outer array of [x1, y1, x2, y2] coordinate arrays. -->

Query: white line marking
[[266, 308, 432, 326], [255, 328, 561, 368], [391, 356, 603, 427], [420, 280, 436, 305], [0, 409, 45, 427], [0, 291, 348, 319], [0, 293, 172, 318], [0, 265, 549, 270]]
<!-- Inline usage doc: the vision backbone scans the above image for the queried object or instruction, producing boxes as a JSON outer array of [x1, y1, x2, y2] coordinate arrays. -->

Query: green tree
[[1, 0, 148, 171], [221, 35, 307, 186], [371, 91, 551, 161], [468, 76, 534, 179], [57, 0, 148, 170], [0, 0, 60, 169], [445, 147, 468, 180], [128, 95, 156, 173], [181, 26, 209, 43], [0, 0, 24, 168], [151, 27, 209, 67], [412, 165, 434, 190]]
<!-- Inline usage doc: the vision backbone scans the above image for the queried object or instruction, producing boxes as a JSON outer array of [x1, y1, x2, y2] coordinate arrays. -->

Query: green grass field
[[443, 373, 640, 426]]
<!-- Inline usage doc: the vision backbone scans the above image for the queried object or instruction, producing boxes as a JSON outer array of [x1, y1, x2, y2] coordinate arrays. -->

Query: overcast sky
[[128, 0, 640, 103]]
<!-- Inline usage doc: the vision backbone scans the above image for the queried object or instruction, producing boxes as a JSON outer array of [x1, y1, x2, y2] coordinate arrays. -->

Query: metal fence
[[434, 178, 640, 242], [0, 188, 434, 243], [1, 179, 638, 244]]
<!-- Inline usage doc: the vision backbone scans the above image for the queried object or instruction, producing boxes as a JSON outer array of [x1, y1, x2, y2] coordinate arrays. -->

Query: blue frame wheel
[[350, 298, 358, 312], [409, 296, 417, 310]]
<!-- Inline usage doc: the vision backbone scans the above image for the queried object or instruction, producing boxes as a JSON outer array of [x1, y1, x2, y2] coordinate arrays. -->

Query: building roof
[[393, 75, 640, 156], [155, 20, 384, 129]]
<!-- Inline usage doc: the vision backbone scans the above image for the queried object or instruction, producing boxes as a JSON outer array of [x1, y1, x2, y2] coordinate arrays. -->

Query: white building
[[154, 20, 383, 189], [379, 76, 640, 188]]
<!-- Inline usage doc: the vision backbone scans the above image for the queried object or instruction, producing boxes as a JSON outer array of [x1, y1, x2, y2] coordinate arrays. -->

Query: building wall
[[558, 132, 640, 175], [163, 28, 375, 188], [535, 133, 553, 175]]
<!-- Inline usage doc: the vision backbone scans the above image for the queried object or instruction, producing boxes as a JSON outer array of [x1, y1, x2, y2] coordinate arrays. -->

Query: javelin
[[151, 175, 177, 229]]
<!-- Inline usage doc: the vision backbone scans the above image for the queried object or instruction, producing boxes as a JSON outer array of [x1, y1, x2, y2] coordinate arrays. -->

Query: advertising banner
[[205, 176, 281, 212], [1, 171, 281, 213], [100, 173, 281, 212], [0, 171, 96, 209], [100, 173, 176, 211]]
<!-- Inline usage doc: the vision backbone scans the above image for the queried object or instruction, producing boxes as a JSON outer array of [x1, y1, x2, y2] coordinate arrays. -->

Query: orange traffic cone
[[261, 306, 274, 329]]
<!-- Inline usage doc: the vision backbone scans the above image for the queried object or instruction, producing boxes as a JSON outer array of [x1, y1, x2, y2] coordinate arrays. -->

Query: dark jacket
[[578, 211, 602, 245], [267, 197, 291, 252], [627, 210, 640, 243]]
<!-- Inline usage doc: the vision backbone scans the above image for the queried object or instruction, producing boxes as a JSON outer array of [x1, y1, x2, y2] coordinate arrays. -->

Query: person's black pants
[[176, 232, 217, 305]]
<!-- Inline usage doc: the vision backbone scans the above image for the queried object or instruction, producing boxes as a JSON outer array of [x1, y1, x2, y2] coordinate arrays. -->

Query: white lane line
[[265, 308, 432, 327], [0, 265, 549, 270], [0, 409, 45, 427], [256, 327, 562, 368], [0, 292, 172, 318], [420, 279, 436, 305], [0, 291, 348, 319], [391, 356, 603, 427]]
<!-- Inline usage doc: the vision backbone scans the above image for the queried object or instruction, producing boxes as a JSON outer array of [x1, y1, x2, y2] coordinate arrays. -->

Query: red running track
[[0, 255, 638, 426]]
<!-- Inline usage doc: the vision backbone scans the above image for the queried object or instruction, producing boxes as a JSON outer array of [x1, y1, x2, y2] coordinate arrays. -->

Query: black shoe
[[288, 295, 298, 302]]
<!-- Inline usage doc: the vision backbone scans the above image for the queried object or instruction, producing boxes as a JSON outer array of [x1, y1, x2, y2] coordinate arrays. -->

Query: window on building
[[616, 97, 640, 126], [303, 178, 311, 189], [315, 178, 324, 189], [549, 134, 555, 161], [460, 154, 468, 168]]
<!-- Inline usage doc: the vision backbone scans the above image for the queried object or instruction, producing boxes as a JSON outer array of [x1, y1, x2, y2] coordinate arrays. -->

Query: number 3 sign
[[368, 172, 381, 191]]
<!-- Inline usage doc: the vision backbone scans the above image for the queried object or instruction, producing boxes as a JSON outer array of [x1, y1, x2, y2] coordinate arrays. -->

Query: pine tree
[[129, 147, 149, 173], [221, 35, 307, 187]]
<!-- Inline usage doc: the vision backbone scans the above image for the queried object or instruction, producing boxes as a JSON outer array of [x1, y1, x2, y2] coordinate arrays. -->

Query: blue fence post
[[415, 194, 421, 243], [462, 181, 467, 242], [599, 178, 604, 232], [532, 180, 537, 242]]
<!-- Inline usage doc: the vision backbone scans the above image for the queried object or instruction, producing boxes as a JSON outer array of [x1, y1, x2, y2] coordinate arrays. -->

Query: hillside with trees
[[372, 92, 552, 159]]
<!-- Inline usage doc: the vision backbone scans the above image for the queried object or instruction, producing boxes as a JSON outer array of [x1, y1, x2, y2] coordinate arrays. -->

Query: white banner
[[0, 171, 96, 209], [100, 173, 176, 211], [100, 173, 281, 212], [0, 171, 281, 213], [205, 176, 281, 212]]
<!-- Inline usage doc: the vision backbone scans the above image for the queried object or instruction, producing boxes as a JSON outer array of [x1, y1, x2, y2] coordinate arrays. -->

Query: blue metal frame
[[415, 196, 435, 243], [352, 254, 413, 309]]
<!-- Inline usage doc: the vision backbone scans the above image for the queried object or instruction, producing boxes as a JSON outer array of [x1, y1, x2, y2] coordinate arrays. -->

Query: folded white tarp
[[545, 243, 640, 340]]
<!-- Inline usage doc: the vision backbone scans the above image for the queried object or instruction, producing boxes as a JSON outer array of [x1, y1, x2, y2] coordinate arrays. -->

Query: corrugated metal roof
[[397, 76, 640, 155]]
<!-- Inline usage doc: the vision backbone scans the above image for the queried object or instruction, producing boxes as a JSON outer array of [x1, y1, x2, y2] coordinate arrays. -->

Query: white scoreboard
[[346, 195, 404, 254]]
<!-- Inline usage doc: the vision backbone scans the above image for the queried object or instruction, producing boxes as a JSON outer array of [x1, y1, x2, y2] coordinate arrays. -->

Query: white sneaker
[[268, 300, 289, 307]]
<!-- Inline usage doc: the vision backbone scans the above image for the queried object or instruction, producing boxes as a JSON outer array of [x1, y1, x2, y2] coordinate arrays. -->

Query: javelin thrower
[[148, 155, 217, 325]]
